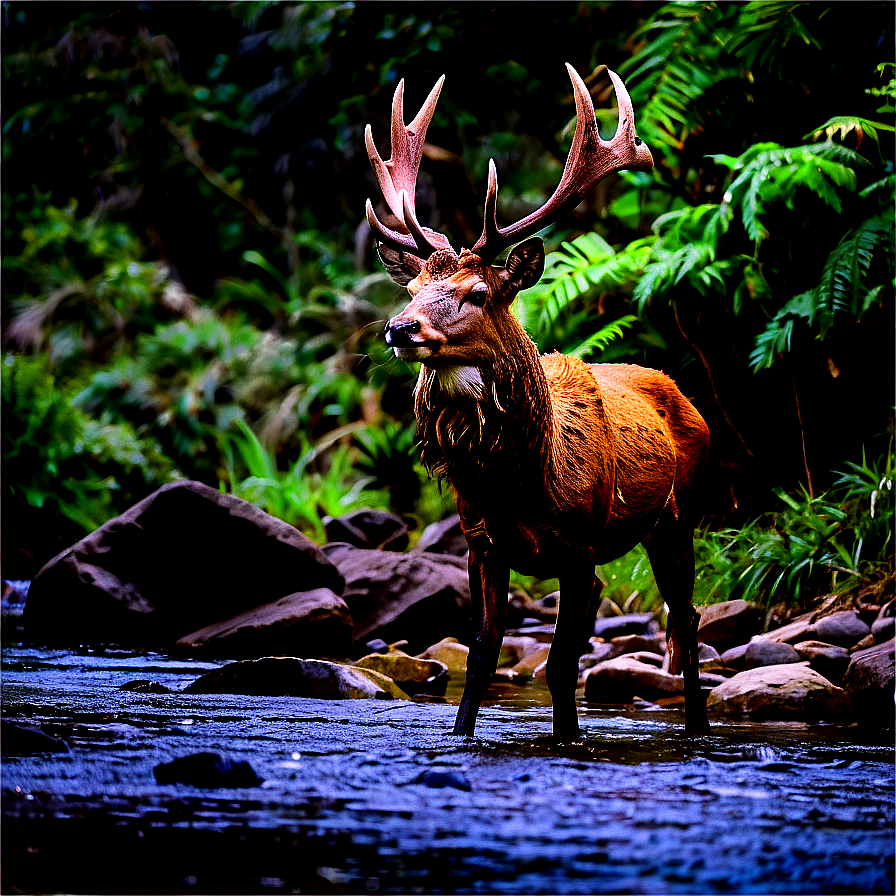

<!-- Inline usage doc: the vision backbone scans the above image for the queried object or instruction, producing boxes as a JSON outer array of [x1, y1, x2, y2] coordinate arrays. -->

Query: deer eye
[[458, 283, 489, 311]]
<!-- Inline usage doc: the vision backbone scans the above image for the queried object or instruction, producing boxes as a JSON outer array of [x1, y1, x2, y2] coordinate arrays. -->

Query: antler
[[365, 76, 453, 260], [472, 64, 654, 264]]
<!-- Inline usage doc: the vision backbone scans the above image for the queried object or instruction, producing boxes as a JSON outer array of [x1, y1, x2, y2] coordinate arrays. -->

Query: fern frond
[[727, 1, 821, 71], [567, 315, 638, 360]]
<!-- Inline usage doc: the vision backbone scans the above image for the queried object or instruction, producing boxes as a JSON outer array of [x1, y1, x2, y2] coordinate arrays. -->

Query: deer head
[[367, 64, 653, 369]]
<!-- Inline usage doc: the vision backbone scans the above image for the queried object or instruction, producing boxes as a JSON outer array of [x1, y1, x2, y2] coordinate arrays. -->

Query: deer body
[[365, 66, 711, 738]]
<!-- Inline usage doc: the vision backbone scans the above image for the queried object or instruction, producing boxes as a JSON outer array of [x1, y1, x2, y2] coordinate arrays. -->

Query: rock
[[584, 655, 685, 704], [323, 509, 408, 552], [510, 645, 551, 679], [793, 640, 851, 685], [592, 613, 656, 640], [706, 663, 852, 720], [720, 644, 749, 670], [173, 588, 352, 659], [1, 719, 69, 755], [364, 639, 389, 654], [24, 481, 343, 647], [354, 651, 449, 696], [413, 768, 471, 791], [850, 634, 877, 652], [418, 638, 469, 674], [119, 680, 172, 694], [696, 600, 763, 650], [414, 514, 468, 556], [325, 547, 471, 653], [697, 642, 721, 662], [871, 616, 895, 643], [759, 612, 817, 645], [184, 657, 408, 700], [499, 636, 544, 667], [811, 611, 871, 647], [153, 752, 263, 788], [508, 592, 558, 623], [841, 638, 894, 724], [699, 672, 730, 688], [745, 639, 802, 669]]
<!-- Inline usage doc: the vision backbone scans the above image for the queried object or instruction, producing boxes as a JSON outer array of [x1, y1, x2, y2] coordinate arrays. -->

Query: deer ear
[[376, 243, 423, 286], [500, 237, 545, 294]]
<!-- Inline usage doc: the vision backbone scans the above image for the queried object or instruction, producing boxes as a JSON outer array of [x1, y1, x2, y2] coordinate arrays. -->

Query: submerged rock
[[120, 680, 172, 694], [1, 719, 69, 755], [153, 752, 263, 788], [184, 656, 409, 700], [354, 651, 449, 696], [173, 588, 352, 659], [24, 481, 343, 648], [326, 547, 471, 653], [413, 768, 472, 791], [706, 663, 852, 720], [841, 638, 895, 725]]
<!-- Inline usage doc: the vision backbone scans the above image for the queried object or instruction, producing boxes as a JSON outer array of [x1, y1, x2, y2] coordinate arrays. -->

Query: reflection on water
[[1, 645, 893, 894]]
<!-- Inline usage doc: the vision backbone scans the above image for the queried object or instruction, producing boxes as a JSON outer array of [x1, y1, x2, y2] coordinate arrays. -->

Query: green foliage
[[2, 352, 176, 534]]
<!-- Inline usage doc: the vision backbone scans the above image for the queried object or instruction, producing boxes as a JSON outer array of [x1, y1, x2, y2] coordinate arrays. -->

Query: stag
[[365, 64, 711, 738]]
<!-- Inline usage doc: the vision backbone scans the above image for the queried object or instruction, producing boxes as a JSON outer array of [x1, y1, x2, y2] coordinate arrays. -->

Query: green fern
[[726, 1, 821, 71], [567, 315, 639, 360]]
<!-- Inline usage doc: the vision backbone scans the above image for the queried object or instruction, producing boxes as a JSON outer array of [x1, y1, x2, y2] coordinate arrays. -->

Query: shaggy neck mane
[[414, 320, 553, 494]]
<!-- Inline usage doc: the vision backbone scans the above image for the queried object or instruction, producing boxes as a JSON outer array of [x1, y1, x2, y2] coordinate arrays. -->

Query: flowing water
[[2, 645, 893, 895]]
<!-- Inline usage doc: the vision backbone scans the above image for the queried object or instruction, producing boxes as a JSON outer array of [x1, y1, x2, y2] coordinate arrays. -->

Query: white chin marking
[[437, 365, 485, 398]]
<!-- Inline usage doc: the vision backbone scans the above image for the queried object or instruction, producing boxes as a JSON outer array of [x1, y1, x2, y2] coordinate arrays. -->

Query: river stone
[[418, 638, 469, 674], [510, 645, 551, 679], [120, 679, 172, 694], [354, 651, 448, 696], [720, 643, 749, 670], [153, 752, 263, 788], [793, 640, 851, 685], [811, 611, 871, 647], [323, 509, 409, 552], [872, 615, 895, 643], [499, 636, 543, 667], [1, 719, 69, 755], [757, 612, 816, 644], [592, 613, 656, 640], [325, 546, 471, 652], [184, 656, 408, 699], [745, 639, 802, 669], [414, 514, 468, 556], [24, 481, 343, 647], [841, 638, 894, 724], [173, 588, 352, 659], [414, 768, 472, 791], [706, 663, 852, 720], [584, 655, 684, 704], [696, 600, 763, 650]]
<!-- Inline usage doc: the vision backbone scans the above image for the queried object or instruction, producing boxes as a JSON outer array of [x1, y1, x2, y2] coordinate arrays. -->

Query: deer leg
[[546, 552, 596, 739], [453, 545, 509, 736], [642, 512, 710, 735]]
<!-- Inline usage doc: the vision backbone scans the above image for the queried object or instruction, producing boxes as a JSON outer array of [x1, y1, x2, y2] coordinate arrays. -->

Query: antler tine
[[365, 76, 451, 260], [472, 64, 654, 264]]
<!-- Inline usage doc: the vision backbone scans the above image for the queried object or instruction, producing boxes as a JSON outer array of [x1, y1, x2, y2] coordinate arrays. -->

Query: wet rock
[[325, 547, 471, 653], [793, 641, 851, 685], [764, 615, 818, 645], [120, 680, 172, 694], [696, 600, 763, 651], [418, 638, 469, 674], [153, 752, 263, 788], [811, 611, 871, 648], [745, 639, 802, 669], [1, 719, 69, 755], [24, 481, 343, 647], [184, 657, 408, 700], [841, 638, 894, 724], [510, 645, 551, 679], [720, 644, 749, 670], [871, 616, 895, 643], [354, 651, 449, 696], [413, 768, 471, 791], [173, 588, 352, 659], [584, 655, 684, 704], [413, 514, 468, 556], [323, 509, 409, 552], [499, 636, 543, 667], [592, 613, 656, 640], [699, 672, 730, 688], [706, 663, 852, 720]]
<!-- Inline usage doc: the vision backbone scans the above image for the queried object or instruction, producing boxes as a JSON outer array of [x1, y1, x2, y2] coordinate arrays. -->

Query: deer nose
[[384, 318, 422, 347]]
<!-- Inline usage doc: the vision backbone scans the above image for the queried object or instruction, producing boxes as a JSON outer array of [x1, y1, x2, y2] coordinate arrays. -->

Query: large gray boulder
[[324, 545, 471, 653], [174, 588, 352, 659], [25, 481, 343, 647]]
